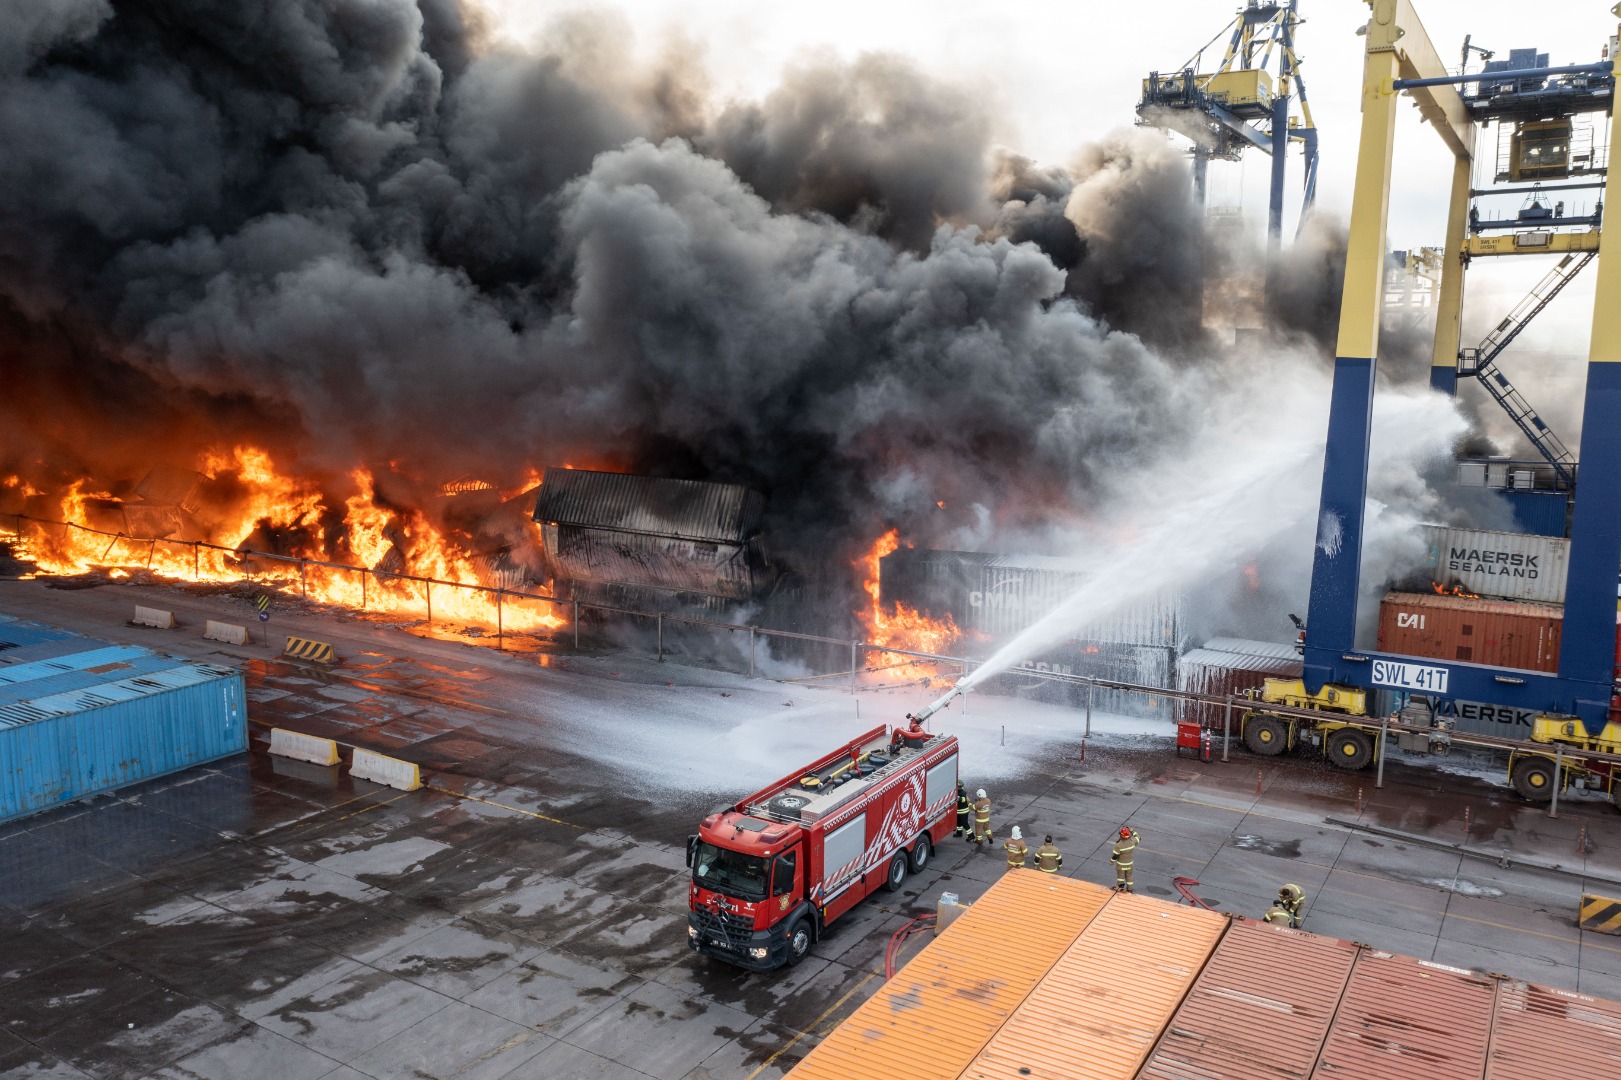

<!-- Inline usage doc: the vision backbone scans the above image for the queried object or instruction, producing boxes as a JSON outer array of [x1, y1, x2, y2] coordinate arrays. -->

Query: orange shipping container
[[787, 872, 1110, 1080], [1140, 918, 1358, 1080], [962, 890, 1226, 1080], [1312, 950, 1496, 1080], [1486, 979, 1621, 1078], [1376, 590, 1563, 672]]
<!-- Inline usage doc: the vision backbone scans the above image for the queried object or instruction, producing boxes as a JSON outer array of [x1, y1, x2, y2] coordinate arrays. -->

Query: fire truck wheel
[[786, 918, 812, 967], [1326, 728, 1374, 771], [1511, 757, 1557, 802], [1245, 716, 1288, 756], [907, 836, 931, 873], [884, 852, 908, 893]]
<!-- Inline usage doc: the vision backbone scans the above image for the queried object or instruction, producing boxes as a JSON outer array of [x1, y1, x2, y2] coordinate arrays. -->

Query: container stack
[[1176, 637, 1302, 729]]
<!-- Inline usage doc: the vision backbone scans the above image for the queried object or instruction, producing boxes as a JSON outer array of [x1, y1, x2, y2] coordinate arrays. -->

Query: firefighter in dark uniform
[[1003, 826, 1029, 870], [1033, 835, 1063, 874], [1111, 827, 1139, 892], [1277, 884, 1306, 928], [955, 782, 972, 839]]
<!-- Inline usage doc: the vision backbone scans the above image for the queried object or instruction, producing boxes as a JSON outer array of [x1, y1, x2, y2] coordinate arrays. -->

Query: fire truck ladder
[[1456, 251, 1594, 486]]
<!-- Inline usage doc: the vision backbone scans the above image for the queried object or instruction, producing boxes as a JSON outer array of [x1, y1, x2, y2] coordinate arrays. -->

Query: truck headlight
[[688, 925, 699, 939], [749, 947, 769, 959]]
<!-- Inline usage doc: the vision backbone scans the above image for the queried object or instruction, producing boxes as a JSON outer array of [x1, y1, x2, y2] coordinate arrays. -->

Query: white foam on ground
[[1421, 878, 1506, 898]]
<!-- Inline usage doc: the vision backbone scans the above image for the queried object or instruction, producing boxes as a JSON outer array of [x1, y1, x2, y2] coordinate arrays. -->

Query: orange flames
[[853, 529, 961, 682], [1430, 580, 1481, 599], [8, 446, 563, 636]]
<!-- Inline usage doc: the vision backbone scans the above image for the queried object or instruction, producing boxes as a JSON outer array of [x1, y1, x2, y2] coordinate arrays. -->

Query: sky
[[486, 0, 1615, 354]]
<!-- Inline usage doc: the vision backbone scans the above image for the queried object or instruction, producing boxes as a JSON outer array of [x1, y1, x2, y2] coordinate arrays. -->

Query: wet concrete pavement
[[3, 578, 1621, 1078]]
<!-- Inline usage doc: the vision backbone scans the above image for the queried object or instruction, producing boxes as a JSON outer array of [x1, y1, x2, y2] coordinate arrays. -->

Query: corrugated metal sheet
[[879, 548, 1183, 648], [1419, 525, 1570, 604], [1311, 951, 1496, 1080], [788, 873, 1112, 1080], [0, 617, 77, 652], [545, 524, 760, 598], [532, 468, 764, 543], [0, 617, 247, 824], [1178, 641, 1302, 728], [1486, 979, 1621, 1078], [1140, 918, 1358, 1080], [962, 890, 1226, 1080], [1008, 643, 1176, 722], [1377, 591, 1563, 672]]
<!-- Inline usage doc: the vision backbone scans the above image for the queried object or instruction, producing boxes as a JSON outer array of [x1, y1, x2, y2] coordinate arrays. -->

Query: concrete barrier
[[132, 606, 176, 629], [1580, 893, 1621, 935], [268, 728, 340, 766], [204, 620, 251, 646], [350, 748, 422, 791], [283, 636, 337, 664]]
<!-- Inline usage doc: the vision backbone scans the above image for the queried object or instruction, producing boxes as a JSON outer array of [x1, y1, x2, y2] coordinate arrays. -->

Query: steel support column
[[1303, 47, 1400, 687], [1268, 95, 1289, 251], [1430, 156, 1471, 396]]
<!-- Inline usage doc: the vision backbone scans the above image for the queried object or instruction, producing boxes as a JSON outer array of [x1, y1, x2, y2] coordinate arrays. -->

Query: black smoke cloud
[[0, 0, 1294, 601]]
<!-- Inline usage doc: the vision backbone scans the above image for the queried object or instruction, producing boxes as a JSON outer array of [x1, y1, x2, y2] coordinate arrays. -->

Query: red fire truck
[[687, 721, 960, 970]]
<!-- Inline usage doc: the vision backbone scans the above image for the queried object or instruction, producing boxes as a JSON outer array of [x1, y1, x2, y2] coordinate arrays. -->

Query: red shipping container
[[1177, 638, 1302, 728], [1377, 590, 1563, 672]]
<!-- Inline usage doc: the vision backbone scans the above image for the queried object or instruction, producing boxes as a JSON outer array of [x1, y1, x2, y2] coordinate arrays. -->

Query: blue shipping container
[[1498, 490, 1569, 538], [0, 615, 247, 824]]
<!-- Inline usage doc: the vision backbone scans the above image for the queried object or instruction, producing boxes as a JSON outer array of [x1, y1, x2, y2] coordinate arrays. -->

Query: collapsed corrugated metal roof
[[533, 468, 764, 544]]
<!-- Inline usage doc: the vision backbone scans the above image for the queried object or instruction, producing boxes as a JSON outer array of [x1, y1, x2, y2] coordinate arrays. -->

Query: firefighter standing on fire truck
[[1003, 826, 1029, 869], [955, 782, 972, 839], [972, 789, 992, 844], [1111, 827, 1139, 892]]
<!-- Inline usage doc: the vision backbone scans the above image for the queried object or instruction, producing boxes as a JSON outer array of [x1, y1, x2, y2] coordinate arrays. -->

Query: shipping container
[[1003, 641, 1176, 722], [879, 547, 1183, 648], [1313, 950, 1497, 1080], [1486, 979, 1621, 1078], [962, 890, 1226, 1080], [787, 872, 1110, 1080], [533, 469, 768, 599], [1177, 637, 1302, 728], [0, 616, 247, 825], [1377, 590, 1563, 672], [1418, 524, 1570, 604], [1499, 490, 1570, 538], [1141, 919, 1358, 1080]]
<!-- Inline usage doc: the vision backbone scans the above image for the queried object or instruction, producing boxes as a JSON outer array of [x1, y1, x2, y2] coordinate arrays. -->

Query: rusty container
[[1139, 918, 1358, 1080], [787, 872, 1110, 1080], [1314, 950, 1497, 1080], [962, 890, 1226, 1080], [1486, 979, 1621, 1078], [1376, 590, 1563, 672], [1177, 637, 1302, 728]]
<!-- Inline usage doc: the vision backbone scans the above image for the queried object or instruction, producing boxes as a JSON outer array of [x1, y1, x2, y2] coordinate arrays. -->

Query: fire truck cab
[[687, 722, 959, 971]]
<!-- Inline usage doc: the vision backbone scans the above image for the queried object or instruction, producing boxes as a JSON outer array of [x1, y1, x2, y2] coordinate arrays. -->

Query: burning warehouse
[[532, 468, 773, 611]]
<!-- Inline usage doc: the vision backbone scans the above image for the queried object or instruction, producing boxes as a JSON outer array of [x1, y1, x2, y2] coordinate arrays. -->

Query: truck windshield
[[692, 842, 768, 901]]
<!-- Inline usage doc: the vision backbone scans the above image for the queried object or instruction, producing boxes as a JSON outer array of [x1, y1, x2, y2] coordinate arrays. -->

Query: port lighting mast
[[1303, 0, 1621, 735], [1137, 0, 1319, 250]]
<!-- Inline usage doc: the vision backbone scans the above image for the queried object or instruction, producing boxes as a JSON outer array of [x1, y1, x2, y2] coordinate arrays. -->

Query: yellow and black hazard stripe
[[283, 636, 337, 664], [1580, 893, 1621, 936], [255, 594, 271, 613]]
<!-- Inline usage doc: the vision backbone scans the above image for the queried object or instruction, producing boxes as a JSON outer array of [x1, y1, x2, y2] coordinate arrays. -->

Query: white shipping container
[[965, 554, 1182, 647], [1418, 524, 1569, 605]]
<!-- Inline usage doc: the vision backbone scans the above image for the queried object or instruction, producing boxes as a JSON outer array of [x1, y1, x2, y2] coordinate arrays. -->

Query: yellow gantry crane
[[1137, 0, 1319, 250]]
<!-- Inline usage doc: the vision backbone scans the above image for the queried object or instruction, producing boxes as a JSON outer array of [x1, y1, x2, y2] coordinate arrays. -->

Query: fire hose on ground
[[884, 913, 938, 979]]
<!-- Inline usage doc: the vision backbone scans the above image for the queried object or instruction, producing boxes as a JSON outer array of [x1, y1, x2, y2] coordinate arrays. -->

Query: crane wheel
[[1511, 757, 1557, 802], [1326, 729, 1374, 771], [1245, 716, 1289, 756]]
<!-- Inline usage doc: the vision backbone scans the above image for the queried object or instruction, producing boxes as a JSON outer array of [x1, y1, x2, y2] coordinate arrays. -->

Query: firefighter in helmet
[[1111, 826, 1139, 892], [955, 782, 972, 839], [1277, 883, 1306, 928], [972, 788, 992, 845], [1263, 902, 1293, 926], [1033, 835, 1063, 874], [1003, 826, 1029, 870]]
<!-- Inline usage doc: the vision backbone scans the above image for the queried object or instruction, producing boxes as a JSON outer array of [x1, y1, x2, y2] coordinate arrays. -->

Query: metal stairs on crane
[[1457, 251, 1594, 486]]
